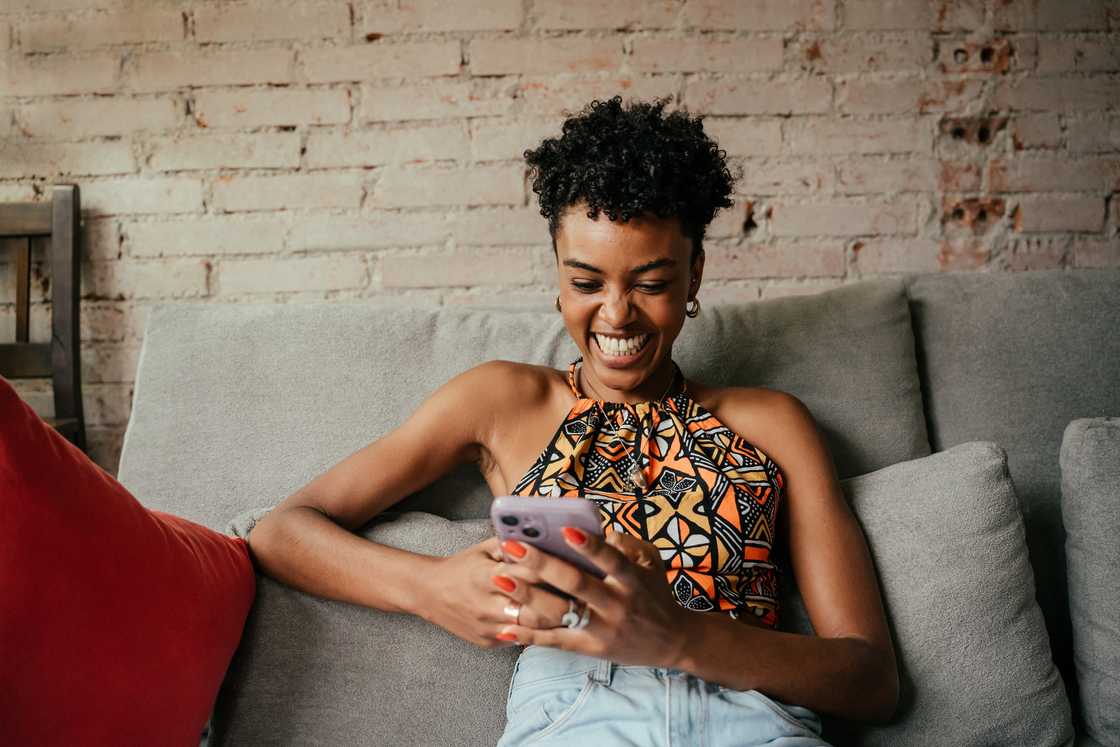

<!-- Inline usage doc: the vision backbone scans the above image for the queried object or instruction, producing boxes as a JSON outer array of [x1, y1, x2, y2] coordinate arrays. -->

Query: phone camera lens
[[522, 527, 540, 538], [500, 515, 519, 526]]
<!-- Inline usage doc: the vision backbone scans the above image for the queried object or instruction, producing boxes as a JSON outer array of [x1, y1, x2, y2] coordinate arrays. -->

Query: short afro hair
[[523, 95, 738, 263]]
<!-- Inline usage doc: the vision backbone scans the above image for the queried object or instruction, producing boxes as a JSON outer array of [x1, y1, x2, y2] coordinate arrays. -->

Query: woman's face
[[555, 202, 703, 402]]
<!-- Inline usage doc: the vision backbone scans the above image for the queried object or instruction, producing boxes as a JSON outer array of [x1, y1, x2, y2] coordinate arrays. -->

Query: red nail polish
[[496, 632, 518, 642], [562, 527, 587, 545], [492, 574, 516, 592], [503, 539, 527, 559]]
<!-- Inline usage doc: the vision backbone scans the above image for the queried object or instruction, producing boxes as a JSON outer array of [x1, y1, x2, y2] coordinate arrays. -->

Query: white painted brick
[[707, 200, 753, 239], [535, 0, 675, 29], [786, 117, 932, 155], [988, 157, 1120, 192], [835, 158, 937, 194], [703, 241, 845, 278], [1038, 34, 1120, 72], [703, 117, 783, 156], [128, 48, 294, 92], [84, 258, 209, 300], [934, 0, 986, 31], [213, 173, 365, 212], [83, 383, 134, 427], [0, 141, 134, 177], [289, 207, 548, 251], [364, 0, 523, 32], [470, 37, 624, 76], [193, 88, 350, 128], [302, 41, 461, 82], [736, 159, 834, 195], [631, 37, 783, 73], [470, 119, 562, 161], [370, 165, 523, 208], [0, 19, 10, 51], [82, 178, 204, 216], [21, 8, 183, 51], [0, 53, 118, 96], [450, 208, 550, 245], [995, 0, 1113, 31], [849, 238, 941, 273], [195, 1, 351, 42], [999, 236, 1071, 271], [1011, 113, 1064, 149], [1073, 238, 1120, 268], [684, 76, 832, 115], [770, 199, 918, 236], [0, 107, 10, 140], [1015, 196, 1106, 232], [149, 133, 301, 171], [218, 254, 367, 294], [124, 218, 286, 257], [5, 0, 124, 11], [81, 302, 150, 343], [380, 248, 537, 288], [306, 123, 469, 168], [1066, 114, 1120, 152], [81, 343, 142, 384], [360, 80, 515, 121], [0, 184, 36, 201], [683, 0, 835, 30], [517, 75, 681, 116], [445, 288, 555, 307], [84, 219, 122, 262], [795, 33, 931, 73], [758, 280, 845, 299], [837, 77, 986, 115], [18, 97, 181, 140], [843, 0, 930, 29], [993, 76, 1120, 111]]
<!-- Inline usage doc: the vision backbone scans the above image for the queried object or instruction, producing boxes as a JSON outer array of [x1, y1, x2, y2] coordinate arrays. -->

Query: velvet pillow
[[0, 376, 256, 745]]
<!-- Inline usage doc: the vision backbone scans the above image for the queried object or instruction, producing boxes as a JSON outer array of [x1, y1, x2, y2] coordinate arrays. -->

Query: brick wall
[[1, 0, 1117, 476]]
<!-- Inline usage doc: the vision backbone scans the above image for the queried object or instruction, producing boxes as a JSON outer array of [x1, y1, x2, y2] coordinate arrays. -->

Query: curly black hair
[[523, 95, 738, 263]]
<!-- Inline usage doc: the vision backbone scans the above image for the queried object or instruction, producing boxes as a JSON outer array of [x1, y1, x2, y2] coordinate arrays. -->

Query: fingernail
[[562, 527, 587, 545], [496, 632, 518, 642], [492, 574, 517, 592], [502, 539, 527, 559]]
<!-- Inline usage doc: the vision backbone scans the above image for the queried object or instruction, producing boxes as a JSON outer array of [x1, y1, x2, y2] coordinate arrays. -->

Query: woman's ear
[[690, 250, 705, 296]]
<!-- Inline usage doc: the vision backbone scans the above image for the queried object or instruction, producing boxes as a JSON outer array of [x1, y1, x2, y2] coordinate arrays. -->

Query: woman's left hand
[[490, 528, 691, 668]]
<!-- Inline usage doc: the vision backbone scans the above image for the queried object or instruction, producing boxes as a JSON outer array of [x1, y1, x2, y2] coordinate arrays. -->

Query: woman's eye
[[638, 283, 667, 293], [571, 282, 599, 292]]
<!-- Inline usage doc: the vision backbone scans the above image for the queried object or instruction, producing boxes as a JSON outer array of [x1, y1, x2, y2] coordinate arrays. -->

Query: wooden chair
[[0, 185, 86, 453]]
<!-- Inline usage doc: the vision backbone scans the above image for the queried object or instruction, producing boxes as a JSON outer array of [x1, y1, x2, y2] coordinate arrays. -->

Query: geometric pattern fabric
[[512, 359, 785, 628]]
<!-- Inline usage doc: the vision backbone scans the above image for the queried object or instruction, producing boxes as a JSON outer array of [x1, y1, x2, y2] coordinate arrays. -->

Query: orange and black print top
[[511, 358, 785, 628]]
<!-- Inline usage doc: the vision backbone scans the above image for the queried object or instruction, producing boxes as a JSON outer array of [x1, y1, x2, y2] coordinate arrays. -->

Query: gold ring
[[503, 602, 521, 625]]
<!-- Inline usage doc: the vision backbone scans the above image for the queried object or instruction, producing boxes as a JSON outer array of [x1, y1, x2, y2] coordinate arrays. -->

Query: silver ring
[[503, 602, 521, 625], [560, 598, 580, 628]]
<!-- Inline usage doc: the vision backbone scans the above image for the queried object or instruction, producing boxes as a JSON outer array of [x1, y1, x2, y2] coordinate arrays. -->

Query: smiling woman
[[245, 96, 897, 747]]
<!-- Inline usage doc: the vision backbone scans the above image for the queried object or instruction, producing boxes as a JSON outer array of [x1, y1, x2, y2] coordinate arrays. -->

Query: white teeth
[[594, 333, 650, 357]]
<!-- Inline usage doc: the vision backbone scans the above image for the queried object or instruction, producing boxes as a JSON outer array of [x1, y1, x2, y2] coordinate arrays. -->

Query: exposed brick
[[737, 159, 834, 195], [936, 37, 1026, 74], [988, 157, 1120, 191], [534, 0, 677, 29], [703, 241, 845, 278], [1066, 114, 1120, 152], [360, 80, 514, 121], [995, 0, 1113, 32], [632, 37, 783, 73], [149, 133, 301, 171], [193, 88, 350, 129], [770, 199, 918, 236], [517, 75, 681, 116], [1038, 34, 1120, 72], [683, 0, 835, 30], [942, 196, 1006, 236], [1010, 113, 1063, 149], [470, 37, 624, 76], [364, 0, 523, 33], [937, 238, 990, 270], [128, 48, 294, 92], [308, 123, 469, 168], [938, 161, 984, 192], [0, 141, 134, 178], [80, 343, 141, 384], [786, 117, 932, 155], [796, 33, 930, 73], [684, 76, 832, 115], [470, 119, 561, 162], [370, 164, 524, 207], [20, 8, 182, 51], [844, 0, 930, 29], [195, 1, 351, 42], [702, 117, 782, 156], [1073, 238, 1120, 268], [84, 219, 122, 262], [18, 97, 181, 140], [992, 76, 1120, 111], [213, 173, 365, 212], [82, 178, 204, 216], [380, 248, 537, 288], [837, 77, 986, 115], [218, 254, 367, 294], [849, 238, 941, 273], [81, 302, 150, 342], [1014, 195, 1106, 232], [999, 236, 1070, 270], [124, 218, 286, 257], [302, 41, 461, 82], [84, 258, 209, 300], [0, 53, 118, 96], [835, 158, 939, 194], [938, 116, 1008, 149]]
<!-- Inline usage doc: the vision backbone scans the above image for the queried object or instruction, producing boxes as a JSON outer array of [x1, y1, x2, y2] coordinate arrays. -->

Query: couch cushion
[[906, 268, 1120, 704], [1061, 417, 1120, 745], [118, 278, 927, 533], [0, 376, 256, 746], [217, 508, 513, 747]]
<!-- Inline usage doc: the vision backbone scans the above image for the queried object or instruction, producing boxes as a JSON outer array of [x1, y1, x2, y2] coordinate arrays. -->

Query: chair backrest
[[0, 185, 85, 452]]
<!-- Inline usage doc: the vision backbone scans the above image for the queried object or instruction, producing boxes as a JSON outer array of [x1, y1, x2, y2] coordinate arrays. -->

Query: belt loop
[[590, 656, 613, 686]]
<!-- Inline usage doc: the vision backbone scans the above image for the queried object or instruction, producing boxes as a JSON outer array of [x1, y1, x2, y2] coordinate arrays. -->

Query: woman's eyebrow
[[562, 258, 677, 274]]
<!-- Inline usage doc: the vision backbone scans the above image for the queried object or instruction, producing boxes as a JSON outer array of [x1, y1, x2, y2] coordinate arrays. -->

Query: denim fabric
[[496, 645, 830, 747]]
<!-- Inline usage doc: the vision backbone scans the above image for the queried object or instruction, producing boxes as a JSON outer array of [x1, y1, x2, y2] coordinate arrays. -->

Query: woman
[[246, 96, 898, 746]]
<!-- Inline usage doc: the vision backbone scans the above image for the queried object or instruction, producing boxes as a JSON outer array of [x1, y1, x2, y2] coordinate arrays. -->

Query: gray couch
[[116, 269, 1120, 746]]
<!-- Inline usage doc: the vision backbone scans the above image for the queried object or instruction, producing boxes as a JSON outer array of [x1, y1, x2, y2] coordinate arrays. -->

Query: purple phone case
[[490, 496, 606, 580]]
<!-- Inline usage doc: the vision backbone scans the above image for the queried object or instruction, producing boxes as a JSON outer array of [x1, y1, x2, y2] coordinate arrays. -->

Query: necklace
[[576, 360, 682, 492]]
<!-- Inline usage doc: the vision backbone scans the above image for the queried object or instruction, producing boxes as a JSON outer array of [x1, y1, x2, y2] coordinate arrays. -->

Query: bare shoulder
[[460, 359, 563, 411], [689, 381, 821, 468]]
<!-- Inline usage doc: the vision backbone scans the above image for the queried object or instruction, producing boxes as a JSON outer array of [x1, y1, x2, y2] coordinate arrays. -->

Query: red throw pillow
[[0, 376, 256, 745]]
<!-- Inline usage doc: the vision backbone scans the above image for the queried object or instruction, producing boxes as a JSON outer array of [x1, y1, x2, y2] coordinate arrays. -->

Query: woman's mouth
[[591, 332, 653, 363]]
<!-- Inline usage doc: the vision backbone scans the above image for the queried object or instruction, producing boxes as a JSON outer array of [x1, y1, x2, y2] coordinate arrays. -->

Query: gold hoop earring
[[685, 297, 701, 318], [555, 296, 562, 312]]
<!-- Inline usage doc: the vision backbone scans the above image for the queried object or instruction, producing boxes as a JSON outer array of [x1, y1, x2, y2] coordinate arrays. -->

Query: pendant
[[629, 464, 647, 489]]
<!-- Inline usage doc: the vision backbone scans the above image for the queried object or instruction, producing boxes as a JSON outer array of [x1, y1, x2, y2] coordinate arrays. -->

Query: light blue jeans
[[496, 644, 831, 746]]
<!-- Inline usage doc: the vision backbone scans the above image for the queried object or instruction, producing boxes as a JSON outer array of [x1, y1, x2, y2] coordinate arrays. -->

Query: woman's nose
[[598, 292, 633, 326]]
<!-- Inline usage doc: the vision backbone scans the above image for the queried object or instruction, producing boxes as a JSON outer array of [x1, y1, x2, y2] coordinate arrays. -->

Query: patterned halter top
[[511, 358, 785, 627]]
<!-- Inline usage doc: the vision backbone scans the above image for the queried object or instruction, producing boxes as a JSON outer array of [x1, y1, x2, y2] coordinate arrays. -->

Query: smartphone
[[490, 496, 607, 584]]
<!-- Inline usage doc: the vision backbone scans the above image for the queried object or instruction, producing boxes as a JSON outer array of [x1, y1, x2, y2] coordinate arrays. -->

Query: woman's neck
[[578, 358, 679, 404]]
